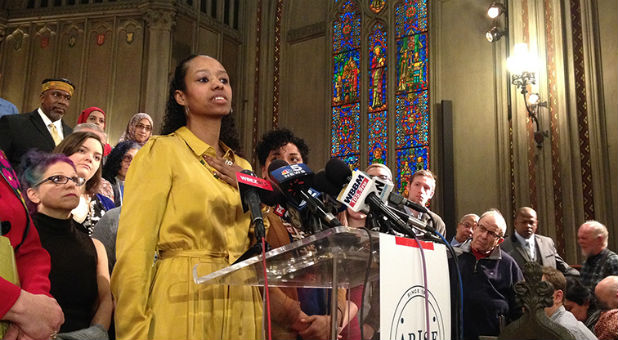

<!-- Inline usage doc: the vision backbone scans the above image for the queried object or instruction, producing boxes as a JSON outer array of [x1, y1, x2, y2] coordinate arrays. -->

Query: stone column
[[141, 1, 175, 130]]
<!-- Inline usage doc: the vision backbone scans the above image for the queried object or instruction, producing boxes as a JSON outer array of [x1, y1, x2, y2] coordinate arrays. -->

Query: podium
[[194, 226, 380, 339], [194, 226, 451, 340]]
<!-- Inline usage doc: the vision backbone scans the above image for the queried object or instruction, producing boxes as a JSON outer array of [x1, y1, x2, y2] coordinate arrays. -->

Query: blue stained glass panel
[[396, 146, 429, 193], [395, 91, 429, 148], [395, 0, 428, 38], [333, 50, 361, 107], [331, 103, 361, 156], [333, 0, 361, 54], [396, 33, 428, 93], [338, 154, 360, 170], [368, 110, 388, 164]]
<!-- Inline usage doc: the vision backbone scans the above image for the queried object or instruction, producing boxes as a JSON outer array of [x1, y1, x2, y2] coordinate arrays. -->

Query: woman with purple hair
[[21, 151, 112, 339]]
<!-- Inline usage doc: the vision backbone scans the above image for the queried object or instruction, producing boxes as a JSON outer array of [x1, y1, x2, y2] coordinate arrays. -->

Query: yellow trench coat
[[111, 127, 263, 340]]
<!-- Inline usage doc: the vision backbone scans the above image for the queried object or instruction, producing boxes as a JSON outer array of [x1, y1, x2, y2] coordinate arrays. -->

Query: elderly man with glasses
[[451, 209, 524, 340]]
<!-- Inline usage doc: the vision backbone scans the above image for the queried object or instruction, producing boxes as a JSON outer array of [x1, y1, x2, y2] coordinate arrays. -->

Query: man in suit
[[501, 207, 579, 276], [404, 169, 447, 236], [0, 78, 75, 169]]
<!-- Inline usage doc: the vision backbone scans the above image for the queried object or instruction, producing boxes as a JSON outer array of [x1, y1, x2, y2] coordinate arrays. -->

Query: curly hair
[[161, 54, 242, 155], [102, 141, 141, 185], [53, 131, 104, 197], [19, 150, 76, 214], [255, 128, 310, 166]]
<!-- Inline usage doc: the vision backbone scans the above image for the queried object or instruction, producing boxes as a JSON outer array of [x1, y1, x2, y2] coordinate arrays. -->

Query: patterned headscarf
[[118, 112, 154, 146], [77, 107, 106, 127]]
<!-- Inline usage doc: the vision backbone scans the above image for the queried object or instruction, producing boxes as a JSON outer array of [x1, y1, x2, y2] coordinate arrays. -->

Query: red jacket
[[0, 150, 52, 318]]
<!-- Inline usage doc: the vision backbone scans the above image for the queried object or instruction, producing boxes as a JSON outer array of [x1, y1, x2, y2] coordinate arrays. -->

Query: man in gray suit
[[501, 207, 578, 276]]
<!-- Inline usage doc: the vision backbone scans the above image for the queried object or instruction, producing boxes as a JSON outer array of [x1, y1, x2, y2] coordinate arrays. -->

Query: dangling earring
[[184, 106, 190, 116], [229, 108, 234, 114]]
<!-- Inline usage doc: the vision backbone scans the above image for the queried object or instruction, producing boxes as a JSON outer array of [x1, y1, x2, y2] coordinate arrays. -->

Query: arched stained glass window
[[331, 0, 362, 170], [330, 0, 430, 191]]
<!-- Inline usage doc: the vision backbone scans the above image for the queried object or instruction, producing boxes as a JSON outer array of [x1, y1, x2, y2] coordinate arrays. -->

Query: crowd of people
[[1, 55, 617, 340]]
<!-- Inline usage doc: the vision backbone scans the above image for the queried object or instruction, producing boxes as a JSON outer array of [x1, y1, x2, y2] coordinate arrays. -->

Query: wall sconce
[[487, 2, 506, 18], [507, 43, 547, 149], [486, 26, 505, 42]]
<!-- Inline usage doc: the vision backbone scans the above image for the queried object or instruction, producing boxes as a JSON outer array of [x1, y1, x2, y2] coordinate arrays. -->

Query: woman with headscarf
[[76, 107, 112, 156], [118, 113, 153, 146]]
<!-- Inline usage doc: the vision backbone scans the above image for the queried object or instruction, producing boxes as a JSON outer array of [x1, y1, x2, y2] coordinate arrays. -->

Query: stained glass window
[[331, 0, 361, 168], [331, 0, 430, 192]]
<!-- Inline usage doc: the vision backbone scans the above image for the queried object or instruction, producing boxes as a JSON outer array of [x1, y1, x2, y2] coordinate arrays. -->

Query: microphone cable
[[424, 214, 464, 340], [358, 226, 374, 340], [409, 229, 431, 340]]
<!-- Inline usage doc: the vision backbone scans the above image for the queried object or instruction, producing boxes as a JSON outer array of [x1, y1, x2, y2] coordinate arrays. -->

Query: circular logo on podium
[[390, 285, 445, 340]]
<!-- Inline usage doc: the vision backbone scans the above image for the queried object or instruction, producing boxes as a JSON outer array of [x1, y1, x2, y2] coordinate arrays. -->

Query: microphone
[[387, 191, 429, 214], [269, 162, 342, 229], [236, 170, 273, 241]]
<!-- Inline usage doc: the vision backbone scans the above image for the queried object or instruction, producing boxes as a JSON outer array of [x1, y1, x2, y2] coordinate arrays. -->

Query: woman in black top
[[21, 151, 112, 338]]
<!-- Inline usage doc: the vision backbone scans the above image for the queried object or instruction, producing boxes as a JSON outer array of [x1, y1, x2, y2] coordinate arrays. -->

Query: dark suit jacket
[[501, 233, 579, 276], [0, 110, 72, 169]]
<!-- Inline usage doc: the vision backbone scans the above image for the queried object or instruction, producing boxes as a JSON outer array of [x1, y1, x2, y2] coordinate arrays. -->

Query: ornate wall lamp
[[507, 43, 548, 149]]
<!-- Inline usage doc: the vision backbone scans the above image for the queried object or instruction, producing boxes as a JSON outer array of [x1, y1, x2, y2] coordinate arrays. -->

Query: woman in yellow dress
[[111, 55, 263, 339]]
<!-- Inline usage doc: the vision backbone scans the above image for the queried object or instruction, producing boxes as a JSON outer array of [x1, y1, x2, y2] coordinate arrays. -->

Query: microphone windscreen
[[313, 170, 341, 196], [268, 159, 289, 175], [325, 158, 352, 188]]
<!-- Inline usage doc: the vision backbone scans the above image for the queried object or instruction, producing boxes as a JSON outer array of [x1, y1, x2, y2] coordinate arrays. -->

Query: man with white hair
[[577, 220, 618, 291], [453, 209, 524, 339]]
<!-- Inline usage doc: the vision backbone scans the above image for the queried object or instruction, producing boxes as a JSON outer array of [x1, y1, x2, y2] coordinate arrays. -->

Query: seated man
[[541, 267, 597, 340], [593, 276, 618, 340], [578, 220, 618, 291], [452, 209, 523, 340], [451, 213, 478, 246]]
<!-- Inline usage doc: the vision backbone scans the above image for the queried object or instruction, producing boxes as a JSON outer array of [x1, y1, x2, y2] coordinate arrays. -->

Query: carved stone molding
[[143, 8, 175, 31], [286, 21, 326, 44]]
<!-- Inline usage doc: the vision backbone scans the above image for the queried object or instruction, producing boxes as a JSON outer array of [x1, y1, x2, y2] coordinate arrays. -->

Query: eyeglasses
[[135, 123, 152, 131], [122, 155, 134, 163], [476, 224, 503, 239], [460, 222, 477, 229], [370, 174, 392, 181], [34, 175, 86, 187]]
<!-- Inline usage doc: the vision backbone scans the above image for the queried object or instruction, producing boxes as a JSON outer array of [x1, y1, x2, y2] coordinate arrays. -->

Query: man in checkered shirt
[[577, 220, 618, 291]]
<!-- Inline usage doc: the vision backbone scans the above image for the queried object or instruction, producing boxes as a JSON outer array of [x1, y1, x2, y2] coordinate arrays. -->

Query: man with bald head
[[501, 207, 578, 276], [453, 209, 523, 339], [593, 275, 618, 340], [450, 213, 478, 246], [577, 220, 618, 291]]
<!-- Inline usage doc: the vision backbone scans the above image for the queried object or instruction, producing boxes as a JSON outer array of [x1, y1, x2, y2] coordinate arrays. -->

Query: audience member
[[502, 207, 579, 276], [101, 141, 140, 207], [92, 207, 121, 275], [565, 276, 601, 330], [541, 267, 597, 340], [0, 78, 75, 169], [111, 55, 262, 339], [54, 132, 114, 235], [577, 220, 618, 291], [0, 149, 64, 340], [403, 170, 446, 236], [73, 121, 112, 157], [20, 151, 112, 338], [0, 73, 18, 117], [117, 112, 153, 146], [451, 213, 478, 246], [256, 128, 347, 340], [452, 209, 523, 340], [593, 276, 618, 340], [77, 107, 105, 129]]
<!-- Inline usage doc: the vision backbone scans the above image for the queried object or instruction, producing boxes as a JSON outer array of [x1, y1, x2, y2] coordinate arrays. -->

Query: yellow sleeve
[[110, 137, 172, 339]]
